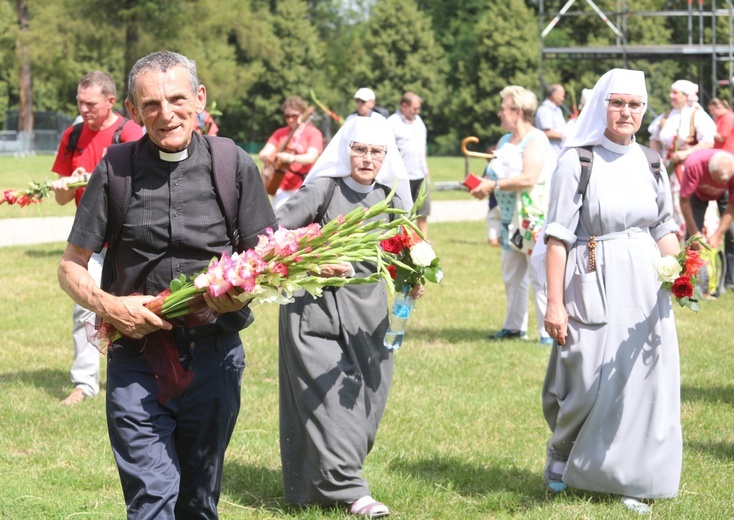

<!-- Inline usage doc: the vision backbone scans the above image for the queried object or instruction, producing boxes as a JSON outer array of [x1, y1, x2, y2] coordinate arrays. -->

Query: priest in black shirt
[[58, 50, 277, 519]]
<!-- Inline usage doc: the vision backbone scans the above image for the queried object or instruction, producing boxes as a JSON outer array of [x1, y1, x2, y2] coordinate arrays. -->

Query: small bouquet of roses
[[378, 181, 443, 294], [378, 183, 443, 350], [2, 178, 88, 207], [94, 187, 415, 351], [654, 235, 709, 312], [379, 225, 443, 294]]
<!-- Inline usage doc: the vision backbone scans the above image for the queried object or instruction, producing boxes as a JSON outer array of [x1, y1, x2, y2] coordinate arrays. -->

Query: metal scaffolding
[[538, 0, 734, 102]]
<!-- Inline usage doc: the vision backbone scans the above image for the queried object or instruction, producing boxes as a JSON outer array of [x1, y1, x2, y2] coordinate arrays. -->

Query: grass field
[[0, 214, 733, 518]]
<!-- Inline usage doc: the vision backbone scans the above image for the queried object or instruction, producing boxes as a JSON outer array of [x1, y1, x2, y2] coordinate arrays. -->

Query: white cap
[[353, 88, 376, 101]]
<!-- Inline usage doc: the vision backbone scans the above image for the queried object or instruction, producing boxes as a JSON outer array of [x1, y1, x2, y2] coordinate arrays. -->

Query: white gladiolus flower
[[410, 241, 437, 267], [654, 255, 682, 283]]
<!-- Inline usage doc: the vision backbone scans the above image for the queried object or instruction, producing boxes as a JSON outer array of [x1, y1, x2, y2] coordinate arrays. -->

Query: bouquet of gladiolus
[[654, 235, 708, 312], [95, 186, 417, 351], [1, 179, 88, 207]]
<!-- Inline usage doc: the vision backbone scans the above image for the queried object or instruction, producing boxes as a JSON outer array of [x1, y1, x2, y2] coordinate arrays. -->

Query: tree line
[[0, 0, 728, 154]]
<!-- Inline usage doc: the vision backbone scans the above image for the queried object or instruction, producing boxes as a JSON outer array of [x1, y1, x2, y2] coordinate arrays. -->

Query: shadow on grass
[[0, 368, 71, 399], [390, 455, 547, 512], [221, 462, 287, 514], [686, 440, 734, 461], [681, 383, 734, 405], [409, 326, 536, 344]]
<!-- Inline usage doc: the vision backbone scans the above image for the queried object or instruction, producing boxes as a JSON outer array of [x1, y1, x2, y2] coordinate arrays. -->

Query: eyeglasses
[[283, 113, 299, 120], [606, 98, 645, 113], [350, 142, 386, 161]]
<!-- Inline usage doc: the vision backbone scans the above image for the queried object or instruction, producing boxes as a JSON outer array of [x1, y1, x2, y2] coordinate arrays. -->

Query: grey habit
[[542, 136, 682, 499], [276, 177, 398, 505]]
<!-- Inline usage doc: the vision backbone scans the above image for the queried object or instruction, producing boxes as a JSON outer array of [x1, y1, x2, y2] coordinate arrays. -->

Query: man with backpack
[[50, 71, 143, 405], [58, 50, 276, 519]]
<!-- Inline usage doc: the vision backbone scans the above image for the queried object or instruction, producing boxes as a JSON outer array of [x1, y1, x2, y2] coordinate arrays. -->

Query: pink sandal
[[349, 496, 390, 518]]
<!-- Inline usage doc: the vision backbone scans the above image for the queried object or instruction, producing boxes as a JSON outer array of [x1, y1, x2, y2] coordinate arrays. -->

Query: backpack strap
[[65, 122, 84, 158], [112, 117, 130, 145], [576, 144, 661, 201], [638, 144, 663, 183], [100, 141, 136, 291], [204, 136, 241, 251], [686, 107, 699, 145], [65, 116, 129, 159], [576, 145, 594, 196], [314, 178, 338, 225]]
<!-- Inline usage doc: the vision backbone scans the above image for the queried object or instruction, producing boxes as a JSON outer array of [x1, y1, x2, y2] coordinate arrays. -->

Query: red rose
[[401, 226, 422, 248], [2, 190, 18, 205], [684, 248, 705, 277], [671, 275, 694, 299], [386, 264, 397, 279], [380, 236, 404, 254], [17, 194, 31, 207]]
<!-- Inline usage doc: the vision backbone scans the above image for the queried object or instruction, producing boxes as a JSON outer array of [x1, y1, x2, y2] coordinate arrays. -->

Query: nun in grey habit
[[275, 116, 416, 518], [542, 68, 682, 511]]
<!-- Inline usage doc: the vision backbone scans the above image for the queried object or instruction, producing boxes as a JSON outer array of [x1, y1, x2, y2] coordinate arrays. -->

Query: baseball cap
[[354, 88, 376, 102]]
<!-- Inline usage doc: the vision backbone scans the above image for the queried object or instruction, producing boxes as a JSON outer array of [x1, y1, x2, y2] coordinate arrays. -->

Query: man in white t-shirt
[[388, 91, 430, 237], [534, 84, 566, 163]]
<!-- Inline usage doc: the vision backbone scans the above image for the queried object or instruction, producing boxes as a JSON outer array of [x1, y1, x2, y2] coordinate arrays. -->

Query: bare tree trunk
[[17, 0, 33, 134]]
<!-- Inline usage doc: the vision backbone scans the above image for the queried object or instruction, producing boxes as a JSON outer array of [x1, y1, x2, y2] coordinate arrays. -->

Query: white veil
[[561, 68, 648, 153], [305, 116, 413, 210]]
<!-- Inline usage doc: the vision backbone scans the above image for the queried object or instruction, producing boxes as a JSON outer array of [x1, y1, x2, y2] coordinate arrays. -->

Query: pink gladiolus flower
[[337, 215, 346, 224], [271, 262, 289, 277], [202, 252, 233, 297], [295, 223, 322, 241], [225, 250, 268, 292], [271, 227, 300, 257], [255, 229, 275, 257]]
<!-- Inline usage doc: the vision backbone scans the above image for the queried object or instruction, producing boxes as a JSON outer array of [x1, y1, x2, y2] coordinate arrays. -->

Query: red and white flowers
[[654, 236, 708, 312], [379, 225, 443, 293]]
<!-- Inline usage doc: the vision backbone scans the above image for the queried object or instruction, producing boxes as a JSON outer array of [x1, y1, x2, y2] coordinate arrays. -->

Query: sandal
[[543, 443, 568, 494], [349, 496, 390, 518], [621, 496, 652, 514]]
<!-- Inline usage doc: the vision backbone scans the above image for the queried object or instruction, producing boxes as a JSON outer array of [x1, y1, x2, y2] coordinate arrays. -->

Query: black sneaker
[[487, 329, 529, 341]]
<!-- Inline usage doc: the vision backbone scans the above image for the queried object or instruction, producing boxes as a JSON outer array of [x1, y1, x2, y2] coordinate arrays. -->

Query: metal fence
[[0, 130, 61, 156]]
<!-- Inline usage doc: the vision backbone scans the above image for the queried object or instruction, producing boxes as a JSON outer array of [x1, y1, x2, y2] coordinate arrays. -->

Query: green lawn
[[0, 219, 732, 519]]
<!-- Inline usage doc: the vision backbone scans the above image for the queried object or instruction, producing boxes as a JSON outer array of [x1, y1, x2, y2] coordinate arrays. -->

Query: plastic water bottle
[[384, 291, 414, 351]]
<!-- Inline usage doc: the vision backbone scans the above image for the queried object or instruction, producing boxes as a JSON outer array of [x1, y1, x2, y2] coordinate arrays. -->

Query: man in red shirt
[[258, 95, 323, 209], [50, 71, 143, 405], [680, 148, 734, 290]]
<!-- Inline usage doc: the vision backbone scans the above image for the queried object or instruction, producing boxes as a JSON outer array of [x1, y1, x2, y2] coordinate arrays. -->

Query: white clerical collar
[[343, 175, 375, 193], [600, 134, 636, 154], [159, 149, 189, 162]]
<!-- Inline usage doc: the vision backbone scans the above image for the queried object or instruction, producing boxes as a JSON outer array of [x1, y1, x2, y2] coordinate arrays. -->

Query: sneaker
[[539, 337, 554, 346], [488, 329, 529, 341]]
